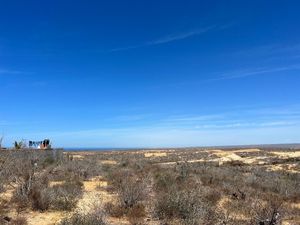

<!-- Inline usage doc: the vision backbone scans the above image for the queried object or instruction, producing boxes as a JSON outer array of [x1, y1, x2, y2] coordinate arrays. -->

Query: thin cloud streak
[[0, 69, 24, 75], [209, 64, 300, 82], [149, 26, 216, 45], [109, 25, 226, 52], [165, 114, 224, 122], [232, 43, 300, 58], [0, 68, 34, 76], [20, 119, 298, 139], [32, 104, 300, 136], [150, 64, 300, 90], [6, 104, 300, 147]]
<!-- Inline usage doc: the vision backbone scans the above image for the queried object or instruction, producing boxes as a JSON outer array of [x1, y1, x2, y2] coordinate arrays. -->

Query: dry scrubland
[[0, 147, 299, 225]]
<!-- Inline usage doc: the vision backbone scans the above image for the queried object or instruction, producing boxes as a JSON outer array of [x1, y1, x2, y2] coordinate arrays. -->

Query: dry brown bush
[[106, 168, 148, 208], [59, 211, 107, 225], [250, 197, 284, 225], [49, 180, 83, 211], [59, 201, 107, 225], [154, 186, 209, 225], [9, 216, 28, 225], [51, 156, 102, 182], [104, 202, 126, 218]]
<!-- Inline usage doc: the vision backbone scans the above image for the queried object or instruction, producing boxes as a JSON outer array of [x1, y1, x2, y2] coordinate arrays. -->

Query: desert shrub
[[153, 170, 177, 191], [127, 203, 146, 225], [10, 217, 28, 225], [50, 180, 83, 211], [30, 187, 51, 211], [42, 156, 55, 167], [0, 216, 28, 225], [5, 150, 61, 208], [106, 168, 148, 208], [116, 172, 148, 209], [104, 202, 125, 217], [51, 156, 102, 182], [59, 203, 107, 225], [224, 160, 245, 167], [204, 188, 222, 205], [13, 175, 83, 212], [176, 161, 191, 180], [104, 169, 148, 222], [244, 168, 300, 201], [29, 174, 50, 211], [154, 187, 206, 225], [0, 199, 9, 216], [104, 201, 146, 222], [59, 212, 107, 225], [250, 198, 284, 225], [12, 172, 39, 210], [11, 172, 49, 211]]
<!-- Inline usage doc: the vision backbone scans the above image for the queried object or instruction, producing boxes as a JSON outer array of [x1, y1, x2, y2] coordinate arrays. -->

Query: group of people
[[29, 139, 50, 149]]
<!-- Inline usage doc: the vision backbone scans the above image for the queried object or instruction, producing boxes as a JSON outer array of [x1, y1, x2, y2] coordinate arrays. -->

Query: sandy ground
[[99, 160, 118, 165], [1, 148, 299, 224], [1, 177, 116, 225], [271, 151, 300, 158], [157, 148, 300, 168], [144, 152, 167, 157]]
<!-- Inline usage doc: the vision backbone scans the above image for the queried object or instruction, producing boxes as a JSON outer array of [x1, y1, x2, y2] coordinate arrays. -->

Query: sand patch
[[265, 163, 300, 174], [242, 156, 269, 165], [271, 151, 300, 158], [83, 180, 108, 192], [209, 150, 242, 164], [144, 152, 167, 157], [99, 160, 117, 165], [283, 219, 300, 225], [156, 159, 210, 166], [49, 181, 65, 187], [26, 211, 65, 225], [70, 154, 84, 160], [205, 149, 272, 165], [77, 178, 113, 214], [157, 149, 270, 166], [0, 186, 14, 201]]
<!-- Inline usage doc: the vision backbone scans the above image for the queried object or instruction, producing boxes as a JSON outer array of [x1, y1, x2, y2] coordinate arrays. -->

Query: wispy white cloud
[[197, 121, 297, 129], [150, 63, 300, 90], [14, 119, 298, 148], [110, 25, 228, 52], [209, 64, 300, 81], [112, 114, 152, 122], [0, 120, 10, 126], [5, 104, 300, 148], [2, 80, 47, 89], [165, 114, 224, 122], [0, 120, 30, 127], [232, 43, 300, 57], [0, 69, 24, 75], [148, 26, 216, 45]]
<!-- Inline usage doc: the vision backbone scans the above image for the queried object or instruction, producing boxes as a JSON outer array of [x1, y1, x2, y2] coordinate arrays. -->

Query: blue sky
[[1, 1, 300, 148]]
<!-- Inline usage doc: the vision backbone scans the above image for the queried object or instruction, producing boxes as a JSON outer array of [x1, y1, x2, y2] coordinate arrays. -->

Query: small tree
[[14, 140, 27, 150]]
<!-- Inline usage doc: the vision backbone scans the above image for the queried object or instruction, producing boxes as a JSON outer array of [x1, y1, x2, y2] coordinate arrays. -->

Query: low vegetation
[[0, 147, 299, 224]]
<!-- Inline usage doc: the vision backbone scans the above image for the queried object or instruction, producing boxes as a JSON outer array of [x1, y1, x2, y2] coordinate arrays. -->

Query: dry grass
[[0, 147, 299, 225]]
